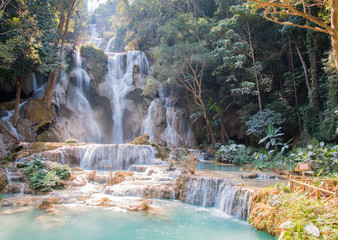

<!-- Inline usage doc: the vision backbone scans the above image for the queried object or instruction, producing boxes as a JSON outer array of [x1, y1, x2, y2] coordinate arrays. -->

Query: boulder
[[19, 99, 55, 134], [38, 200, 54, 210]]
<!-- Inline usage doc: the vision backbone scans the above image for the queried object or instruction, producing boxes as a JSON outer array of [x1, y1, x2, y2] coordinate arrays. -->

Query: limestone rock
[[19, 99, 55, 133], [130, 134, 150, 145], [38, 200, 54, 210]]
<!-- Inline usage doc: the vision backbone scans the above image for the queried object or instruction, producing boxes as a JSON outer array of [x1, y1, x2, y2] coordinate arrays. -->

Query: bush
[[65, 138, 78, 144], [24, 158, 71, 192], [286, 141, 338, 175], [246, 109, 284, 138], [215, 143, 252, 164]]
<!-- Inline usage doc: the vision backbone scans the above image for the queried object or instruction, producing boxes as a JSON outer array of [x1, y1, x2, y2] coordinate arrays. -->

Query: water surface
[[0, 201, 273, 240]]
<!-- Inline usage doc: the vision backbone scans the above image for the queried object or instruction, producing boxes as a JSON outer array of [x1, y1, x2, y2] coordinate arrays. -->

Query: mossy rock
[[80, 44, 108, 91], [0, 174, 8, 192], [126, 88, 144, 106], [130, 134, 150, 145], [37, 131, 58, 142]]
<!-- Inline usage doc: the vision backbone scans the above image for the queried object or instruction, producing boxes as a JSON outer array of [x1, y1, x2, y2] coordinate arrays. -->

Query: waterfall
[[175, 175, 254, 219], [66, 48, 102, 143], [89, 24, 104, 49], [98, 51, 150, 143], [37, 144, 157, 170], [105, 36, 115, 52], [141, 84, 195, 147]]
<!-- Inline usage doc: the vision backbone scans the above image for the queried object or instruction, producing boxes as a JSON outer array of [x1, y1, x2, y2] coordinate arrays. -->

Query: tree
[[176, 52, 217, 146], [212, 5, 270, 113], [42, 0, 78, 106], [246, 0, 338, 70], [0, 0, 61, 126]]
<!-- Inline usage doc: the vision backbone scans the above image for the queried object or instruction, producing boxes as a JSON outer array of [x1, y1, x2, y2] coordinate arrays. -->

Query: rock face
[[20, 99, 55, 132]]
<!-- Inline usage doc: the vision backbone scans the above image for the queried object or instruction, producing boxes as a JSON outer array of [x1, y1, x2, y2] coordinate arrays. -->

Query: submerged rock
[[38, 200, 54, 210]]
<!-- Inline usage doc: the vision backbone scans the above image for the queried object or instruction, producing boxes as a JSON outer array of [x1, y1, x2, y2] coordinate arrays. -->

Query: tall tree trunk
[[199, 100, 216, 145], [289, 41, 302, 130], [332, 0, 338, 70], [295, 41, 313, 105], [13, 78, 21, 127], [309, 33, 320, 110], [42, 0, 76, 106], [247, 25, 262, 112], [73, 13, 77, 49]]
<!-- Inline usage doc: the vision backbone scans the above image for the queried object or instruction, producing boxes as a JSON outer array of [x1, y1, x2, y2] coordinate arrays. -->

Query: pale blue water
[[196, 162, 241, 172], [0, 201, 273, 240]]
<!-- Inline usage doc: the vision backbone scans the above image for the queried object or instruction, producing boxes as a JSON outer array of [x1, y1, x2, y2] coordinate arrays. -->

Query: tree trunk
[[73, 13, 77, 49], [295, 41, 313, 105], [13, 78, 21, 127], [42, 0, 76, 106], [289, 41, 302, 130], [309, 33, 320, 110], [247, 25, 262, 112], [42, 71, 58, 106], [332, 0, 338, 70], [200, 101, 216, 145]]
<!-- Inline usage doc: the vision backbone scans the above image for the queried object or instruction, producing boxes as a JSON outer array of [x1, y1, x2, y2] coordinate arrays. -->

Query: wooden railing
[[289, 176, 338, 202]]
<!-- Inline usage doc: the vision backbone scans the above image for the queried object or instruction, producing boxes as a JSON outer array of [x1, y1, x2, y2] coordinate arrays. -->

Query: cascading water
[[175, 175, 254, 219], [66, 48, 102, 143], [141, 83, 195, 147], [98, 51, 150, 143], [36, 144, 159, 170], [89, 23, 104, 49]]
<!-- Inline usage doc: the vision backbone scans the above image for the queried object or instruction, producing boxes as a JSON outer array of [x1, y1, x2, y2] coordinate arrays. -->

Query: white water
[[89, 24, 104, 48], [105, 36, 115, 52], [141, 84, 195, 147], [66, 48, 102, 143], [37, 144, 158, 170], [181, 175, 253, 219], [98, 51, 150, 143]]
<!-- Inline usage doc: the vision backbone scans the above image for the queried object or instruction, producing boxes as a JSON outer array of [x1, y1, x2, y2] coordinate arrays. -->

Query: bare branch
[[246, 0, 332, 34]]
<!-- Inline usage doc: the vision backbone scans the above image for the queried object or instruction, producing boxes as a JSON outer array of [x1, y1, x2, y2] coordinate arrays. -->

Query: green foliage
[[258, 124, 290, 151], [246, 109, 284, 138], [24, 157, 71, 192], [249, 187, 338, 239], [0, 0, 61, 80], [215, 142, 252, 164], [287, 141, 338, 175]]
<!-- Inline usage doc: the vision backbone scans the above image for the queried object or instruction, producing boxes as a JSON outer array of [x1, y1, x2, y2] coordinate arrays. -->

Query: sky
[[87, 0, 107, 12]]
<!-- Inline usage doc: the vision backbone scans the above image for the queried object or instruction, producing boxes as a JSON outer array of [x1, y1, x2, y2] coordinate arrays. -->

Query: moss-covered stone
[[80, 44, 108, 92], [130, 134, 150, 145], [126, 88, 144, 106], [37, 131, 58, 142], [0, 173, 8, 192]]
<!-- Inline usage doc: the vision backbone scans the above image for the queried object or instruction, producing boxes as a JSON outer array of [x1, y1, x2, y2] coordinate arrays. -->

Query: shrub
[[24, 157, 71, 191], [215, 143, 252, 164], [246, 109, 284, 138], [65, 138, 78, 144], [286, 141, 338, 175]]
